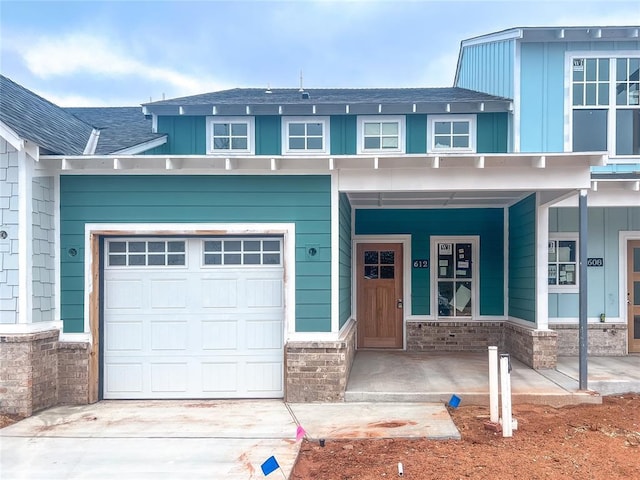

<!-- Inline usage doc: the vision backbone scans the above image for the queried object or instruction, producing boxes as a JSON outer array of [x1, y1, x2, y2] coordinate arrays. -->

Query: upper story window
[[570, 56, 639, 157], [357, 116, 405, 154], [548, 236, 578, 292], [282, 117, 330, 154], [206, 117, 254, 154], [428, 115, 477, 153]]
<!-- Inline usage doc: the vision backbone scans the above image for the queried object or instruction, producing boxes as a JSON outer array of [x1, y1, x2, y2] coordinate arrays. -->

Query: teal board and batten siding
[[519, 40, 640, 153], [338, 193, 352, 328], [59, 175, 332, 333], [355, 209, 504, 316], [456, 39, 515, 99], [152, 116, 206, 155], [508, 194, 536, 322], [150, 113, 508, 156], [549, 206, 640, 318]]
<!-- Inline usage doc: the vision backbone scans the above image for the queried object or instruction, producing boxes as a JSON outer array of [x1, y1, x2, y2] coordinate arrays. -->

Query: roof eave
[[143, 99, 513, 117], [109, 135, 168, 155]]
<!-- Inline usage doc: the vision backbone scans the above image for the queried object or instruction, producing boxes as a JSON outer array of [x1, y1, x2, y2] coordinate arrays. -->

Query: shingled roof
[[67, 107, 165, 154], [0, 75, 94, 155], [144, 87, 510, 107]]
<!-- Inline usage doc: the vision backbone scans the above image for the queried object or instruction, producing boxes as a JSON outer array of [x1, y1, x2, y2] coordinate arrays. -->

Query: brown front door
[[628, 240, 640, 353], [356, 243, 403, 348]]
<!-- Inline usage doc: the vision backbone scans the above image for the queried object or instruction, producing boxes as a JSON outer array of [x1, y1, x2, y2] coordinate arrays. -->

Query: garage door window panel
[[203, 239, 281, 266], [107, 240, 186, 267]]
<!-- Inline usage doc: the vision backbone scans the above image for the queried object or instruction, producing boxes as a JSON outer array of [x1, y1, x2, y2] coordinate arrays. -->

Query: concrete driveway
[[0, 400, 458, 479]]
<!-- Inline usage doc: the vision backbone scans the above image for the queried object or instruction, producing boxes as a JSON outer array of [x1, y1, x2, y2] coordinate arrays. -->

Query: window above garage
[[281, 117, 330, 154], [428, 115, 477, 153], [206, 116, 255, 154]]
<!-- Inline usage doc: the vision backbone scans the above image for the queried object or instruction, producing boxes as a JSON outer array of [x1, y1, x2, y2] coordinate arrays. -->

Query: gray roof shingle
[[67, 107, 165, 154], [0, 75, 94, 155], [144, 87, 510, 107]]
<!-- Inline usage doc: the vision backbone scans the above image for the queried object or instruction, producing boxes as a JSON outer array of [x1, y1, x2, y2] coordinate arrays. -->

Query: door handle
[[397, 299, 403, 309]]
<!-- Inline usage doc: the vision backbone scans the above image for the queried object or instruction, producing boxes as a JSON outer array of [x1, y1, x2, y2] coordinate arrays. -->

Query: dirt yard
[[291, 394, 640, 480]]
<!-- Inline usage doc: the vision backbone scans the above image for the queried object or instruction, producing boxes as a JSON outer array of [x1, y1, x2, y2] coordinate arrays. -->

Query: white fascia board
[[0, 120, 25, 151], [460, 28, 523, 48], [110, 135, 168, 155]]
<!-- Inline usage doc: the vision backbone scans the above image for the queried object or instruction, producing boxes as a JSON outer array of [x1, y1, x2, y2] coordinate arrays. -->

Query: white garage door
[[103, 237, 284, 399]]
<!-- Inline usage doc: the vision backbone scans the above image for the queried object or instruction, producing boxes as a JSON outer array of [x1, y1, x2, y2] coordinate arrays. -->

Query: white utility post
[[500, 354, 513, 438], [488, 346, 499, 423]]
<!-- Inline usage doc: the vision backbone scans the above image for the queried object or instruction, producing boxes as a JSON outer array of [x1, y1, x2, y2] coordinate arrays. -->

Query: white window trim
[[206, 116, 255, 155], [356, 115, 405, 154], [427, 115, 477, 153], [281, 116, 330, 155], [430, 236, 480, 319], [548, 233, 579, 293], [564, 51, 640, 160]]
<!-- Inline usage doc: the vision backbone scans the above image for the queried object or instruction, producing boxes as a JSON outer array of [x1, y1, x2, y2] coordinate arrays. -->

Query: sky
[[1, 0, 638, 107]]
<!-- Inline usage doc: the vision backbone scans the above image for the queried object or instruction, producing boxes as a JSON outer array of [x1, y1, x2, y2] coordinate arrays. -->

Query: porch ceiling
[[347, 190, 532, 208]]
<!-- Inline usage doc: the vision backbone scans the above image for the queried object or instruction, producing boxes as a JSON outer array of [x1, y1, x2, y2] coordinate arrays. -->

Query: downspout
[[83, 128, 100, 155]]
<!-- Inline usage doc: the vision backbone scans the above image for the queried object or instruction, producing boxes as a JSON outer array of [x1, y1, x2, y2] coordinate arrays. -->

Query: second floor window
[[206, 117, 254, 154], [429, 115, 476, 152], [357, 116, 405, 153], [571, 56, 639, 157], [282, 117, 329, 154]]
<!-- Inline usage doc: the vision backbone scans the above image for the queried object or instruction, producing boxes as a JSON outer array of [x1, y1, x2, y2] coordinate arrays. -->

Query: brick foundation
[[552, 323, 627, 356], [58, 342, 90, 405], [0, 330, 91, 416], [285, 321, 356, 402], [406, 321, 504, 352], [504, 322, 557, 369], [0, 330, 59, 416]]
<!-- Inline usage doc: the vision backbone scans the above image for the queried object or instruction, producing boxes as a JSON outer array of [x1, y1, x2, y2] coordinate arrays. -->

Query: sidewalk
[[0, 400, 458, 479]]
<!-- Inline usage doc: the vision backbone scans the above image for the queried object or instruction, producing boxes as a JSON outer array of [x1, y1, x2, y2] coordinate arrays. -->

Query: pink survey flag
[[296, 425, 306, 441]]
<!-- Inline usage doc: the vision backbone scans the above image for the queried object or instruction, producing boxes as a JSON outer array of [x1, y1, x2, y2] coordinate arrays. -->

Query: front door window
[[436, 242, 473, 317]]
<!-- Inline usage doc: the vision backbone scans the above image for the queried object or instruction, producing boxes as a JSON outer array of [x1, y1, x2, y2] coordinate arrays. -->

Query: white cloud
[[17, 32, 228, 96]]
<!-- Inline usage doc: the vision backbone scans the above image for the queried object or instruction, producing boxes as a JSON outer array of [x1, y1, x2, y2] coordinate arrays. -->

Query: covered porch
[[345, 351, 640, 406]]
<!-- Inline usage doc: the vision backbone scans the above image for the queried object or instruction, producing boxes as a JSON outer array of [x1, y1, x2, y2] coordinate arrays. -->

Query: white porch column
[[17, 150, 33, 324], [535, 195, 549, 330]]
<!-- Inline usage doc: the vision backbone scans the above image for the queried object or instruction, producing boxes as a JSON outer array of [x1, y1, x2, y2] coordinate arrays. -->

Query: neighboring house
[[455, 26, 640, 355], [0, 26, 638, 417]]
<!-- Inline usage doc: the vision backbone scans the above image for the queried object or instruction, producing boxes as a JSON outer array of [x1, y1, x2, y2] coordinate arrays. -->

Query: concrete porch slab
[[345, 351, 602, 407], [554, 355, 640, 395], [289, 402, 460, 440]]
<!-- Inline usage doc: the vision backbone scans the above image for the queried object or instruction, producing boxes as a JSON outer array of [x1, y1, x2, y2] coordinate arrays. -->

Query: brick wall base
[[58, 342, 90, 405], [0, 330, 91, 416], [406, 321, 504, 352], [285, 320, 356, 402], [552, 323, 627, 356], [504, 322, 558, 369]]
